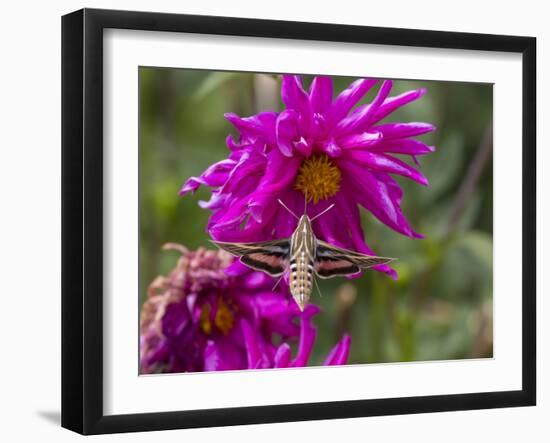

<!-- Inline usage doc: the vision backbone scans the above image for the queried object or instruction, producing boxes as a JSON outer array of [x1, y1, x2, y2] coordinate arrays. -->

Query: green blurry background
[[139, 68, 493, 365]]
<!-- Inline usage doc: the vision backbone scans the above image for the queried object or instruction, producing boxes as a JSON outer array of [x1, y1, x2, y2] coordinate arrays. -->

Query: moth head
[[298, 213, 312, 227]]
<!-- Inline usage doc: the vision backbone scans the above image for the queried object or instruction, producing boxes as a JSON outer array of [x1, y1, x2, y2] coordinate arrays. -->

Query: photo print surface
[[139, 69, 493, 374]]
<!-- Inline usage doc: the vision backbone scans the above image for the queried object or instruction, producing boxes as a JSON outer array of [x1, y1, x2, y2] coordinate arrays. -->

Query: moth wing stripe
[[240, 254, 286, 277], [211, 240, 291, 259], [316, 240, 394, 268]]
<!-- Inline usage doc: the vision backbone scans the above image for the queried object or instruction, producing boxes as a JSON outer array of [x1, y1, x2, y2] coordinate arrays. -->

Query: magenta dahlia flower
[[180, 75, 435, 278], [140, 244, 350, 373]]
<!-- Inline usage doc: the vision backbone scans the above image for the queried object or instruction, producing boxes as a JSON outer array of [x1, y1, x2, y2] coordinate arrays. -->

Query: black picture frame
[[62, 8, 536, 435]]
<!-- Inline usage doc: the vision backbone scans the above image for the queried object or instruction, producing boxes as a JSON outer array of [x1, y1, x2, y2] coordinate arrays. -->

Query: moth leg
[[272, 274, 285, 291], [313, 275, 323, 298]]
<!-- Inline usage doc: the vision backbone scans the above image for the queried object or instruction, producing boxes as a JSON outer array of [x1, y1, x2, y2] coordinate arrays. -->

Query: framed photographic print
[[61, 8, 536, 435]]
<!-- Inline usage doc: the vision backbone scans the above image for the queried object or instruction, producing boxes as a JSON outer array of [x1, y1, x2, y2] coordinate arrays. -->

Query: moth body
[[289, 215, 316, 310]]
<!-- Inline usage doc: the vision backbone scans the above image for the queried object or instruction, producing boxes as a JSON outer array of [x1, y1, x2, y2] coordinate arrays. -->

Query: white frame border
[[103, 29, 523, 416]]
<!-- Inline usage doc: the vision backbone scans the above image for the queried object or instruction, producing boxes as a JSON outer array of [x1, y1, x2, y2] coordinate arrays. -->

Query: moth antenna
[[311, 203, 335, 222], [314, 276, 323, 298], [277, 199, 299, 220]]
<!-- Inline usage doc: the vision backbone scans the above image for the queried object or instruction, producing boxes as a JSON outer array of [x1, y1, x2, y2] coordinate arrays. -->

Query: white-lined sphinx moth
[[212, 201, 394, 311]]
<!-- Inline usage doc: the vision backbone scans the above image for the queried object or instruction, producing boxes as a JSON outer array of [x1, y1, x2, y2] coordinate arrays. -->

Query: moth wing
[[315, 240, 394, 279], [210, 239, 290, 277], [314, 259, 360, 279], [240, 253, 288, 277]]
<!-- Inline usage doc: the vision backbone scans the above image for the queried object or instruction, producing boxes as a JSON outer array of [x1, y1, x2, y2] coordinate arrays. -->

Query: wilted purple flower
[[140, 244, 350, 373], [181, 76, 435, 279]]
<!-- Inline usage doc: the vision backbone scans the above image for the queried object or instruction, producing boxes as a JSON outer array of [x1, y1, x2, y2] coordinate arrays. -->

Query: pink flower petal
[[338, 131, 383, 149], [309, 76, 333, 114], [323, 334, 351, 366], [371, 139, 436, 156], [335, 80, 393, 135], [274, 189, 304, 238], [335, 189, 397, 278], [294, 136, 312, 157], [247, 149, 301, 223], [276, 109, 299, 157], [374, 122, 436, 139], [320, 139, 343, 157], [274, 343, 292, 368], [346, 150, 429, 186], [371, 88, 427, 124], [281, 75, 313, 133], [326, 79, 378, 128], [224, 112, 277, 144], [338, 159, 422, 239], [179, 159, 236, 195], [290, 307, 319, 367], [241, 319, 263, 369], [220, 151, 266, 194]]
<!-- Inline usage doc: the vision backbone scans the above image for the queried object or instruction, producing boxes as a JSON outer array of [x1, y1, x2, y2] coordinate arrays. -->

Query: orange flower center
[[200, 298, 235, 336], [199, 303, 213, 335], [214, 297, 235, 336], [295, 154, 341, 204]]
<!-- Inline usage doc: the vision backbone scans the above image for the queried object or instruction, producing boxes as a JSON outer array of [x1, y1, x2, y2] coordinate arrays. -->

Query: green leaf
[[457, 231, 493, 270], [422, 132, 465, 202], [191, 72, 239, 102]]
